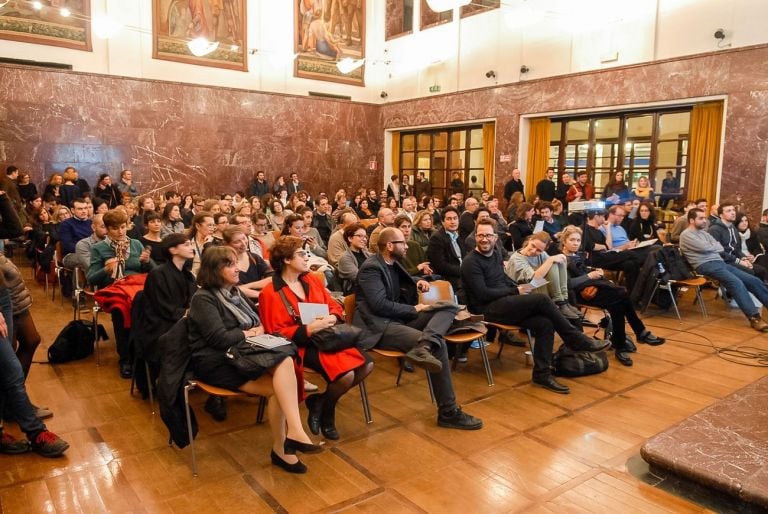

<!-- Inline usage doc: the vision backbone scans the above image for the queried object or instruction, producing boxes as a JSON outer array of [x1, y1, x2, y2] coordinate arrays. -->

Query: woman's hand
[[243, 326, 265, 338], [308, 315, 336, 333], [588, 269, 604, 280], [104, 258, 117, 273]]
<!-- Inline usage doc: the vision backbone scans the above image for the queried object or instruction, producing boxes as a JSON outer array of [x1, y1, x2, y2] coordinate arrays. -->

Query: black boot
[[204, 395, 227, 421], [320, 403, 340, 441]]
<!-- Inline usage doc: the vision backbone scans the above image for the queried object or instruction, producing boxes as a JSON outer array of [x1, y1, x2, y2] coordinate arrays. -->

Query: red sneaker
[[0, 433, 30, 454], [31, 430, 69, 458]]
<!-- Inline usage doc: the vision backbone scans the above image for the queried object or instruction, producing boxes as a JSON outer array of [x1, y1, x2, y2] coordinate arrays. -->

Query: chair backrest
[[272, 230, 282, 241], [359, 218, 378, 229], [343, 294, 356, 323], [418, 280, 455, 305]]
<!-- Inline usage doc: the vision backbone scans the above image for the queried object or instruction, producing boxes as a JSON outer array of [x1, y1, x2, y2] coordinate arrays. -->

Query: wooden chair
[[183, 379, 267, 476], [343, 294, 434, 404], [358, 218, 378, 229], [418, 280, 493, 386], [272, 230, 283, 242], [483, 321, 534, 363]]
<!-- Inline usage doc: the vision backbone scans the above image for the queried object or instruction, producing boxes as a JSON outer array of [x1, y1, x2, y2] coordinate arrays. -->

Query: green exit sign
[[429, 85, 441, 93]]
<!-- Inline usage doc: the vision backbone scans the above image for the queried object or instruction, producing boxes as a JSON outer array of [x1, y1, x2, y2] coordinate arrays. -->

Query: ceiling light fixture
[[187, 37, 219, 57], [425, 0, 471, 14], [336, 57, 365, 74]]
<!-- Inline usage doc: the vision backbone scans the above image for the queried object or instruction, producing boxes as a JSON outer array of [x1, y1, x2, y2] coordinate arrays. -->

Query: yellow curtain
[[390, 131, 400, 181], [687, 101, 724, 203], [525, 118, 550, 198], [482, 122, 495, 194]]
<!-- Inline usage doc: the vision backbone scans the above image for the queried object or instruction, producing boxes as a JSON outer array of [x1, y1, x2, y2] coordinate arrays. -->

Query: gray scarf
[[214, 287, 261, 330]]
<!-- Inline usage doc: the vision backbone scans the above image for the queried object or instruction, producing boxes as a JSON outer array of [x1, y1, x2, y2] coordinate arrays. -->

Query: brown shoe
[[749, 316, 768, 332]]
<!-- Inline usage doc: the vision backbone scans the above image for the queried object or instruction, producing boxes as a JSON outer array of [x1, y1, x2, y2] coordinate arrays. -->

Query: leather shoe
[[568, 337, 611, 353], [401, 359, 415, 373], [558, 303, 582, 320], [404, 345, 443, 373], [532, 376, 570, 394], [437, 407, 483, 430], [616, 351, 633, 367], [284, 437, 323, 455], [625, 336, 637, 353], [271, 451, 307, 474], [204, 396, 227, 422], [637, 331, 666, 346], [119, 362, 133, 379], [305, 394, 323, 436], [321, 421, 340, 441]]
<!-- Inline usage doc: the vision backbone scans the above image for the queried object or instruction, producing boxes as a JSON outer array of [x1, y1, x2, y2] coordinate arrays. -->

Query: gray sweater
[[679, 227, 724, 270]]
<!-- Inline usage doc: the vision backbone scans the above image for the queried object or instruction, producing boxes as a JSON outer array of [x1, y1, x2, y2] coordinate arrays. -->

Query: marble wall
[[0, 66, 383, 199], [381, 44, 768, 215]]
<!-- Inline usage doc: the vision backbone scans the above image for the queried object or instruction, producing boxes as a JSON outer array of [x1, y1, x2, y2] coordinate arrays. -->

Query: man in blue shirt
[[58, 199, 92, 258]]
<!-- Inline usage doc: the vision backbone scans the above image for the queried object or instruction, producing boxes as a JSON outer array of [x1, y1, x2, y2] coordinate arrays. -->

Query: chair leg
[[93, 306, 102, 366], [146, 361, 155, 414], [425, 371, 435, 403], [644, 281, 660, 313], [667, 284, 681, 321], [495, 330, 504, 360], [395, 359, 404, 386], [359, 380, 372, 424], [695, 287, 708, 318], [479, 336, 494, 387], [183, 383, 198, 477], [256, 396, 267, 423]]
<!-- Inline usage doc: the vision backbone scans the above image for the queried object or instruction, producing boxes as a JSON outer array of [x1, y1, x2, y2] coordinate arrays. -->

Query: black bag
[[657, 245, 694, 282], [276, 288, 362, 352], [225, 337, 297, 379], [311, 324, 362, 352], [553, 345, 609, 377], [48, 320, 106, 363]]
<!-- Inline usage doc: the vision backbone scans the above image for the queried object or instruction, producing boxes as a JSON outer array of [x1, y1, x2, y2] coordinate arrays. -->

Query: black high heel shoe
[[270, 451, 307, 474], [284, 437, 323, 455]]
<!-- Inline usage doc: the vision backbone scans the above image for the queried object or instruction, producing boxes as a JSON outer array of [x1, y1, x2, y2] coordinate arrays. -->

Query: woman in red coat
[[259, 236, 373, 441]]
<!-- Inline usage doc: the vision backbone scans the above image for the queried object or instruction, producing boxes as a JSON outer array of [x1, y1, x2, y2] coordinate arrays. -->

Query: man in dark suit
[[535, 168, 556, 202], [503, 168, 525, 204], [354, 227, 482, 431], [287, 172, 302, 195], [427, 207, 467, 303], [250, 171, 270, 198]]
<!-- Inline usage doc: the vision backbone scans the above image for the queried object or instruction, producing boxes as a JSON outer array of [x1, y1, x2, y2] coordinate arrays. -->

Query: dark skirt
[[301, 345, 371, 383], [191, 351, 256, 391]]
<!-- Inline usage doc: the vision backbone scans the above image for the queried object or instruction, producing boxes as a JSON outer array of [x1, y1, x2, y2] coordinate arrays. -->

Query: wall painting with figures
[[152, 0, 247, 71], [0, 0, 91, 51], [295, 0, 365, 86]]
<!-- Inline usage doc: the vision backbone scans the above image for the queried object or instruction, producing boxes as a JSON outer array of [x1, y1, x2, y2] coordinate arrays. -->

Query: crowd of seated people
[[2, 164, 768, 471]]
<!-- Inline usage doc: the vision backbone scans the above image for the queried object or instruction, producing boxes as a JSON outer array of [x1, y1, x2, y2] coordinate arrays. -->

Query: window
[[386, 0, 414, 40], [400, 125, 485, 201], [549, 108, 691, 200]]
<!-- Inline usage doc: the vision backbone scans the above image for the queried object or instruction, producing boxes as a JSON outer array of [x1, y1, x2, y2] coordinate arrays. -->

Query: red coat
[[566, 183, 595, 202], [93, 274, 147, 328], [259, 272, 365, 382]]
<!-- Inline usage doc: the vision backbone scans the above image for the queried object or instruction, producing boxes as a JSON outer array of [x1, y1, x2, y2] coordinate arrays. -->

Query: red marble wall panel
[[0, 65, 383, 199], [381, 45, 768, 216]]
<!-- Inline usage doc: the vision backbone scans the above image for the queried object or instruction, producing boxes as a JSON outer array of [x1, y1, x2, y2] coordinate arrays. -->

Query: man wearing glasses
[[461, 219, 611, 394], [354, 227, 483, 431]]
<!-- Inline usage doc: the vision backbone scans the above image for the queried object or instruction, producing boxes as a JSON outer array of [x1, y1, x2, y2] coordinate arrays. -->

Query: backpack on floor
[[47, 320, 106, 363], [553, 345, 609, 377]]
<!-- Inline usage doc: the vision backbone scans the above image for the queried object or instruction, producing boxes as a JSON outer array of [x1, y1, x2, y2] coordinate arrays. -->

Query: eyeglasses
[[388, 240, 405, 245], [353, 233, 368, 239], [476, 233, 497, 239]]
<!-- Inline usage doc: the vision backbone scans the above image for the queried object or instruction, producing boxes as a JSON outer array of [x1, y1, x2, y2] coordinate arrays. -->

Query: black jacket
[[250, 180, 270, 198], [157, 317, 198, 448], [536, 179, 556, 201], [503, 179, 525, 201], [354, 254, 419, 348], [427, 228, 466, 300], [707, 218, 741, 263]]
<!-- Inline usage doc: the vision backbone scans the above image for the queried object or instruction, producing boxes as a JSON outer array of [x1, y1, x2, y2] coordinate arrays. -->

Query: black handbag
[[277, 289, 362, 353], [225, 336, 296, 379]]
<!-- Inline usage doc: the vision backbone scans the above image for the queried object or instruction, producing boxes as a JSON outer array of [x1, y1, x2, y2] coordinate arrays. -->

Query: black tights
[[12, 311, 41, 379], [319, 362, 374, 422]]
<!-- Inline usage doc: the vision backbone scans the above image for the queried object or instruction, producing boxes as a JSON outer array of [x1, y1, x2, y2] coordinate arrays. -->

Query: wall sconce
[[380, 91, 388, 98], [485, 70, 496, 79], [520, 65, 530, 74]]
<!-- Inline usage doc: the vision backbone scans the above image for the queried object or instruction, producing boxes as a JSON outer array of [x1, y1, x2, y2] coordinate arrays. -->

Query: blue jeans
[[696, 260, 768, 319], [0, 289, 45, 437]]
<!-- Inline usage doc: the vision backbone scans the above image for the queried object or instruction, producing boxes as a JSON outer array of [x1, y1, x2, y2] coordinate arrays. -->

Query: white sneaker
[[303, 380, 319, 392]]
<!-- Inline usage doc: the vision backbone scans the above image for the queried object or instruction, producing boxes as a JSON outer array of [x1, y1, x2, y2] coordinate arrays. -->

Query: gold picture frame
[[152, 0, 248, 72], [294, 0, 365, 86], [0, 0, 91, 51]]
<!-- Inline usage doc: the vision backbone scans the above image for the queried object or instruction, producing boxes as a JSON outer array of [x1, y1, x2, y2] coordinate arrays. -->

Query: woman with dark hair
[[249, 196, 263, 215], [188, 245, 322, 473], [16, 171, 38, 204], [187, 211, 214, 276], [628, 202, 663, 243], [139, 211, 165, 264], [354, 198, 375, 220], [336, 223, 371, 294], [259, 236, 373, 441], [267, 199, 286, 232], [735, 212, 768, 269], [92, 196, 109, 214], [602, 170, 631, 206], [272, 175, 287, 196], [560, 225, 664, 368], [160, 203, 184, 238], [42, 173, 63, 205], [507, 202, 535, 251], [87, 209, 153, 378], [94, 173, 121, 209]]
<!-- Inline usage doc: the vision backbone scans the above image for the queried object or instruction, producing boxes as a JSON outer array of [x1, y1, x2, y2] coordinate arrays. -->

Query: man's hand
[[417, 262, 433, 275], [414, 303, 430, 312], [416, 280, 430, 292], [518, 284, 534, 295]]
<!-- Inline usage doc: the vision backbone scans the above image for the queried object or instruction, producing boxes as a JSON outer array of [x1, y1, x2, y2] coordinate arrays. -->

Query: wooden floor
[[2, 265, 766, 513]]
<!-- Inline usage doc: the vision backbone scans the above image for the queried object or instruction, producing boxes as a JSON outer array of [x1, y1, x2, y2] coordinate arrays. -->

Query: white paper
[[634, 238, 658, 248], [534, 220, 545, 233], [298, 302, 329, 324], [529, 277, 549, 288], [246, 334, 291, 349]]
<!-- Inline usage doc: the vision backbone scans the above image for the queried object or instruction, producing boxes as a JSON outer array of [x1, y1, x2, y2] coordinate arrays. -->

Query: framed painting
[[0, 0, 91, 51], [152, 0, 248, 72], [294, 0, 365, 87]]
